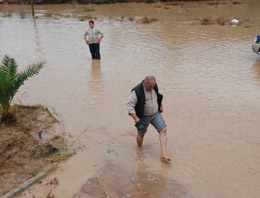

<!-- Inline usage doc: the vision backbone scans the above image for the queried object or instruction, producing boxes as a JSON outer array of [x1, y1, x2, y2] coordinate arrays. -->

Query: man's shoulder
[[132, 82, 144, 96], [132, 82, 142, 89]]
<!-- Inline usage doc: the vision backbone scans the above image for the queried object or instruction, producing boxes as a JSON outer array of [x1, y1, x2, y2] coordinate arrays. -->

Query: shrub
[[138, 16, 158, 24], [78, 15, 93, 21], [0, 55, 45, 124], [233, 1, 241, 4], [45, 13, 53, 17], [200, 17, 213, 25], [216, 17, 227, 26], [128, 16, 134, 21], [95, 0, 116, 4], [145, 0, 156, 3]]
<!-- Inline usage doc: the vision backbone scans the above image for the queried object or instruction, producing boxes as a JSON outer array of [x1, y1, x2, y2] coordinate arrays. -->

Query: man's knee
[[137, 133, 145, 138], [160, 128, 167, 135]]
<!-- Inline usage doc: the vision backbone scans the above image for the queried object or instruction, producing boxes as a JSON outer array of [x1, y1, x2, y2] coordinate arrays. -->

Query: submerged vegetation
[[45, 12, 53, 17], [42, 12, 95, 21], [216, 16, 227, 26], [78, 14, 93, 21], [200, 16, 229, 26], [138, 16, 158, 24], [0, 12, 12, 17], [40, 12, 159, 23]]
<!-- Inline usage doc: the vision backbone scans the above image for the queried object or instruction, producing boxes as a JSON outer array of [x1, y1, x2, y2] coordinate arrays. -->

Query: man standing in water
[[127, 75, 171, 161], [84, 20, 104, 59]]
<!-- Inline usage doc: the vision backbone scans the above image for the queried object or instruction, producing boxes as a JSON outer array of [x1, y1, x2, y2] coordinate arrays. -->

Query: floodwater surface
[[1, 0, 260, 197]]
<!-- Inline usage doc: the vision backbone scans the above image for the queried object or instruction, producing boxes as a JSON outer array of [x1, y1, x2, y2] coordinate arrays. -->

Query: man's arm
[[97, 28, 104, 44], [83, 30, 89, 44], [98, 36, 104, 44], [127, 91, 140, 124]]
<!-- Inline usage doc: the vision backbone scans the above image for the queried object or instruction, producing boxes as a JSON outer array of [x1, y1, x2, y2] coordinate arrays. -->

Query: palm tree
[[0, 55, 45, 123]]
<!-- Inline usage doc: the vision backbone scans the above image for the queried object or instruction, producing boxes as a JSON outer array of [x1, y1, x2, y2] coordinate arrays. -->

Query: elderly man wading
[[84, 20, 104, 60], [127, 75, 171, 161]]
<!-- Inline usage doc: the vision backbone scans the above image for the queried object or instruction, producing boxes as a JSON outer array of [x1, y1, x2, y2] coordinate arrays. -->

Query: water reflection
[[136, 149, 155, 197], [135, 149, 167, 197], [135, 149, 189, 198], [89, 60, 103, 92], [33, 18, 41, 55]]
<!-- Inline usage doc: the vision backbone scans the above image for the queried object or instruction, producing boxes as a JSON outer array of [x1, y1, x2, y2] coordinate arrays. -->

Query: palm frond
[[0, 72, 6, 102], [0, 72, 10, 114], [9, 61, 45, 100], [7, 57, 18, 80], [0, 55, 17, 76], [0, 56, 9, 73], [0, 55, 45, 116]]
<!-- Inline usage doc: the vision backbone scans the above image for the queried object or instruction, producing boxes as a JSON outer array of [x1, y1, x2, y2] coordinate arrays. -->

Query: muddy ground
[[0, 105, 69, 196], [73, 161, 192, 198]]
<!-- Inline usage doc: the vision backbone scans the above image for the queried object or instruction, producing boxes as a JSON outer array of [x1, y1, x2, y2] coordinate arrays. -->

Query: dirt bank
[[0, 0, 223, 5], [0, 105, 69, 197]]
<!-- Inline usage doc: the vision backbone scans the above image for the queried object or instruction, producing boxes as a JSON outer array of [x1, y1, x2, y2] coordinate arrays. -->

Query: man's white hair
[[144, 75, 156, 84]]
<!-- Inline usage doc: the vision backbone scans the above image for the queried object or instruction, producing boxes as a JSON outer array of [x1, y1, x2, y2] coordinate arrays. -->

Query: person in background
[[84, 20, 104, 60], [255, 34, 260, 44]]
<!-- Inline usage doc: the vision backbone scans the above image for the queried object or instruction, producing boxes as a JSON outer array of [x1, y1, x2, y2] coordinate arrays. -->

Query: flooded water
[[1, 0, 260, 197]]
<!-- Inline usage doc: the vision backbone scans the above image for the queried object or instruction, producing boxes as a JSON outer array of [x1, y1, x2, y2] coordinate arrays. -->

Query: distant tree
[[0, 55, 45, 124]]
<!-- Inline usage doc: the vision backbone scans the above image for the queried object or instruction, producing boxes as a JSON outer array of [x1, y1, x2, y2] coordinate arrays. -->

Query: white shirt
[[127, 85, 158, 117], [84, 27, 104, 44]]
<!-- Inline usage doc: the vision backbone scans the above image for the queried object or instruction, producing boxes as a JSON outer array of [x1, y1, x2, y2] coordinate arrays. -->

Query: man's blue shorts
[[135, 111, 166, 135]]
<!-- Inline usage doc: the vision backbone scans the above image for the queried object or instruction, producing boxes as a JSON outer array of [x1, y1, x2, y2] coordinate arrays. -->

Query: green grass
[[78, 15, 93, 21], [45, 13, 53, 18]]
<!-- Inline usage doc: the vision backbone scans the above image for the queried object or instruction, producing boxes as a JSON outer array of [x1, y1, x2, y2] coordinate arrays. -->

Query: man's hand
[[98, 36, 103, 44], [84, 37, 89, 45], [160, 105, 164, 113], [129, 113, 140, 124], [134, 117, 140, 124]]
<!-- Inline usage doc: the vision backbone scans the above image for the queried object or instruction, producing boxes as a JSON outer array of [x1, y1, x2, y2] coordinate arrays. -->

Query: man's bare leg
[[136, 133, 145, 147], [159, 128, 171, 161]]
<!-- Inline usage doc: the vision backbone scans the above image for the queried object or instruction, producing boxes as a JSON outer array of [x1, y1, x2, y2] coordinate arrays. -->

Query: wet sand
[[73, 159, 192, 198], [1, 0, 260, 197]]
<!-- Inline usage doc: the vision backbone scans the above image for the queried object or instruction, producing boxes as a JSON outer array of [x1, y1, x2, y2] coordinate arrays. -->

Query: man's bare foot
[[161, 156, 171, 162]]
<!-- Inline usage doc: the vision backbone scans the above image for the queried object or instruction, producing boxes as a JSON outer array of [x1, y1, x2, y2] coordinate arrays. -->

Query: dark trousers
[[89, 43, 101, 59]]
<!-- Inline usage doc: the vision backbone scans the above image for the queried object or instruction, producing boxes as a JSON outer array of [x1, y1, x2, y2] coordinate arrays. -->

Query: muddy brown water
[[1, 0, 260, 197]]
